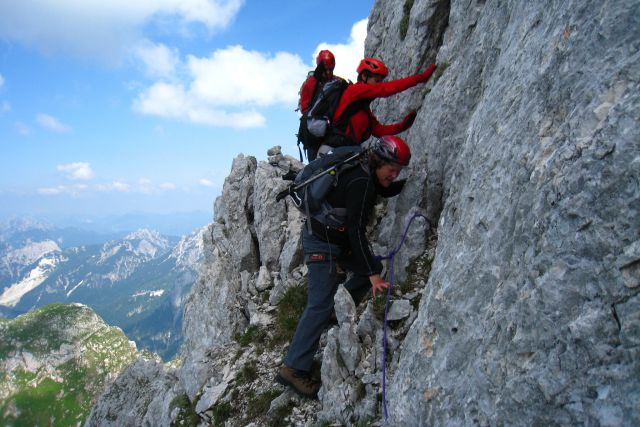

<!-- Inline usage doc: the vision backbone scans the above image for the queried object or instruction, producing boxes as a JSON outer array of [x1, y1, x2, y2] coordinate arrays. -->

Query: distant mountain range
[[0, 211, 212, 238], [0, 218, 205, 360]]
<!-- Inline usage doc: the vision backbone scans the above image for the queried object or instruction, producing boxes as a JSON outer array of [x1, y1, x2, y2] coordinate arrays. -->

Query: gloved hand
[[420, 64, 437, 81], [401, 111, 417, 129], [281, 170, 298, 181]]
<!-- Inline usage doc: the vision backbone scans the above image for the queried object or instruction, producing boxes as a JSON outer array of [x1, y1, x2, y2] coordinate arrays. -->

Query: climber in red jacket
[[326, 58, 437, 149], [298, 50, 340, 115]]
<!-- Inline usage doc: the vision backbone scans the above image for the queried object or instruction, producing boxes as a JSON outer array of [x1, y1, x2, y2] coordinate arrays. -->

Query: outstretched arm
[[370, 109, 418, 136], [334, 64, 436, 122], [347, 64, 437, 100]]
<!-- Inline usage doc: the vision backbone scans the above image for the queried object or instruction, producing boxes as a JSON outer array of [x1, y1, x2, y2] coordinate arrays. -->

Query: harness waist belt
[[309, 218, 348, 245], [304, 253, 337, 263]]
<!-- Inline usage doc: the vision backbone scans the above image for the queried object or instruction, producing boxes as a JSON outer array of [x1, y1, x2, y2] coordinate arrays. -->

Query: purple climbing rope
[[377, 213, 429, 421]]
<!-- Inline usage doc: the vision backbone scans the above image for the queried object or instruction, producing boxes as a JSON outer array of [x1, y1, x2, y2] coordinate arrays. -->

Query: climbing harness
[[376, 212, 430, 421]]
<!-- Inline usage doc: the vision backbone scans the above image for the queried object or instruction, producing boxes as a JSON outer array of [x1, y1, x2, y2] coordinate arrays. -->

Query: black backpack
[[276, 146, 366, 229], [297, 79, 350, 157], [296, 79, 372, 161]]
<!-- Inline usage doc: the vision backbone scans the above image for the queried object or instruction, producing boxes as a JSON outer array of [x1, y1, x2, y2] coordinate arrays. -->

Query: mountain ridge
[[0, 224, 205, 360], [0, 303, 144, 426]]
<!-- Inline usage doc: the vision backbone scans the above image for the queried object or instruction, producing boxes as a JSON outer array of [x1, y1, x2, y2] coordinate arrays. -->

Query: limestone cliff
[[87, 0, 639, 426], [370, 1, 639, 425]]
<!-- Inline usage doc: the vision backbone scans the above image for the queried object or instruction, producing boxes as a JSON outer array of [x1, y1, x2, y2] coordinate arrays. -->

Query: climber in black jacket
[[277, 135, 412, 398]]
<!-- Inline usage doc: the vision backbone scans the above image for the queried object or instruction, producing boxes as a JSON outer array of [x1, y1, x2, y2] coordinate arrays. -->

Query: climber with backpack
[[297, 50, 345, 161], [299, 50, 338, 115], [276, 135, 412, 398], [301, 57, 437, 158]]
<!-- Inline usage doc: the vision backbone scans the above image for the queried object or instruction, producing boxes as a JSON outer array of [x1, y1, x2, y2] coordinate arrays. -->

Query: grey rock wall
[[85, 358, 179, 427], [372, 0, 640, 425]]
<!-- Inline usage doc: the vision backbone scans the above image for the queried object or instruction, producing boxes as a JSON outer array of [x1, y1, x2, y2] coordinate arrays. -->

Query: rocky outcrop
[[87, 0, 639, 425], [84, 358, 180, 427], [0, 303, 141, 426]]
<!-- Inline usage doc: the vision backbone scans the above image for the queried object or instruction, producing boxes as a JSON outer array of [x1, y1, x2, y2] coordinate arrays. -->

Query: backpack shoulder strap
[[333, 98, 371, 132]]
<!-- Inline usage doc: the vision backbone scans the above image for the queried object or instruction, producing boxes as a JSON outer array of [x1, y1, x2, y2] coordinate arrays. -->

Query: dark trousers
[[284, 227, 370, 372]]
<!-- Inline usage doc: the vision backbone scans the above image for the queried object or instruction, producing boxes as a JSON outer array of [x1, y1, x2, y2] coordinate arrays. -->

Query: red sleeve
[[299, 76, 317, 114], [333, 66, 435, 121], [371, 115, 410, 137], [357, 71, 430, 98]]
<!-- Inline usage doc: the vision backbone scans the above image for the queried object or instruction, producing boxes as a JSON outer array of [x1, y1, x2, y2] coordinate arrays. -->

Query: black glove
[[282, 170, 297, 181], [401, 111, 417, 129]]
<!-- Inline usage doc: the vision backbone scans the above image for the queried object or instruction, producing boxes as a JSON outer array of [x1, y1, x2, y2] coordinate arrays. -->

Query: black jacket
[[312, 163, 404, 276]]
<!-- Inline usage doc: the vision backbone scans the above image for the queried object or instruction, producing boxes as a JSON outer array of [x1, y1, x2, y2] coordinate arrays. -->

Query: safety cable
[[375, 213, 429, 421]]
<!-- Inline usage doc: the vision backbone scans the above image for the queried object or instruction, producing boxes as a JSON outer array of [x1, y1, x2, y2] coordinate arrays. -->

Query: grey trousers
[[284, 227, 371, 372]]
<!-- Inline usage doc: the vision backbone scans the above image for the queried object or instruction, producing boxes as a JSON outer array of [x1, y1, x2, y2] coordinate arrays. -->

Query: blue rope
[[377, 213, 428, 421]]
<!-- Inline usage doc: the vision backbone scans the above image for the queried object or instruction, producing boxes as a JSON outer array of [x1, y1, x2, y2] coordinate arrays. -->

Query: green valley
[[0, 303, 142, 426]]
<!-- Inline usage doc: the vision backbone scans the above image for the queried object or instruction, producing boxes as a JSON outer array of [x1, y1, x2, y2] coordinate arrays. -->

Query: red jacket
[[332, 64, 437, 144], [299, 74, 344, 114], [298, 73, 317, 114]]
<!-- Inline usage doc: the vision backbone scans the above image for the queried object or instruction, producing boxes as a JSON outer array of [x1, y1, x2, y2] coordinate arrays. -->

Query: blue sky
[[0, 0, 373, 223]]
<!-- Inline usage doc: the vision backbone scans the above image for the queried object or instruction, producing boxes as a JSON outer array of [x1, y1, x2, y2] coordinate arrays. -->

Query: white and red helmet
[[372, 135, 411, 166]]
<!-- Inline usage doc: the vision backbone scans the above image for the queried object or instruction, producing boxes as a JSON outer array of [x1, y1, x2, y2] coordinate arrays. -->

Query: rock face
[[87, 1, 639, 426], [368, 0, 639, 426], [84, 358, 180, 427]]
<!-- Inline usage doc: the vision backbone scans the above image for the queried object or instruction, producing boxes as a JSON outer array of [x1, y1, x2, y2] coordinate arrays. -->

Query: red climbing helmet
[[372, 135, 411, 167], [316, 50, 335, 70], [357, 57, 389, 78]]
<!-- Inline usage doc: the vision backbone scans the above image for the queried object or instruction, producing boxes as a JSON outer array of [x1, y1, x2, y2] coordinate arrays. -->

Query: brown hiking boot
[[276, 366, 321, 398]]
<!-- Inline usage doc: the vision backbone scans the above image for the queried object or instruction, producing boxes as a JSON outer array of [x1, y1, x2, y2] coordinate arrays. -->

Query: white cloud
[[0, 74, 4, 88], [36, 113, 72, 133], [134, 83, 266, 128], [111, 181, 131, 192], [159, 182, 177, 190], [57, 162, 95, 180], [97, 181, 132, 193], [1, 101, 10, 114], [199, 179, 215, 187], [137, 178, 176, 193], [37, 184, 87, 196], [0, 0, 244, 62], [37, 178, 179, 197], [138, 178, 154, 194], [187, 46, 307, 106], [96, 179, 177, 194], [133, 41, 181, 79], [133, 18, 367, 129], [133, 45, 308, 128], [38, 186, 65, 195], [315, 19, 368, 82]]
